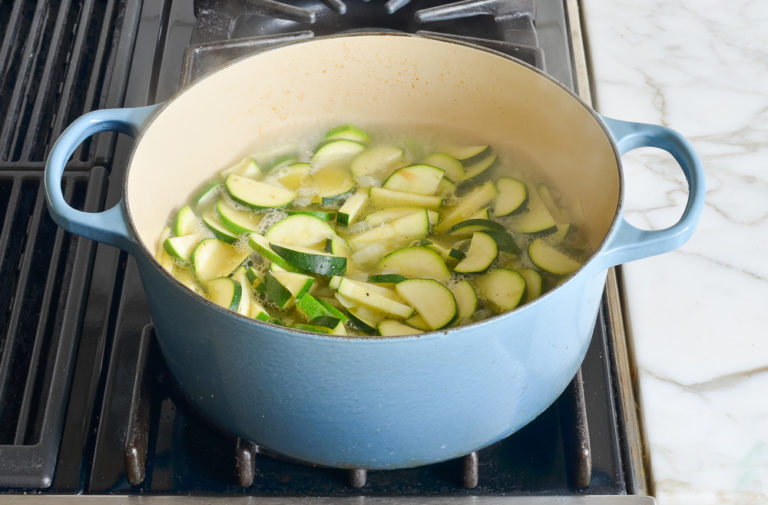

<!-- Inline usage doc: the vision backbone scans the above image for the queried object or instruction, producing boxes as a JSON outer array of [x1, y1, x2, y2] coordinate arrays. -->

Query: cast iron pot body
[[45, 35, 704, 470]]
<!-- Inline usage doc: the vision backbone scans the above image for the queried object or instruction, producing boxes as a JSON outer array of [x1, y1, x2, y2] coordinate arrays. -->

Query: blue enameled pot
[[44, 34, 704, 470]]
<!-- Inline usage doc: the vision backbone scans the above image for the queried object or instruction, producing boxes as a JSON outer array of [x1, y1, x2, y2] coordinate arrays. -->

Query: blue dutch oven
[[44, 34, 704, 470]]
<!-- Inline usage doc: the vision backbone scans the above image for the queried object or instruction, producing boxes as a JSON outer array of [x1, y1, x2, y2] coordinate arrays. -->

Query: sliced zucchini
[[325, 236, 349, 258], [331, 276, 413, 318], [436, 177, 457, 197], [395, 279, 456, 331], [482, 229, 521, 255], [346, 304, 384, 334], [311, 139, 366, 169], [155, 226, 175, 271], [453, 232, 498, 273], [450, 280, 478, 323], [221, 157, 260, 179], [293, 323, 333, 334], [205, 277, 242, 312], [216, 199, 263, 235], [404, 313, 430, 331], [528, 238, 582, 275], [421, 152, 464, 182], [163, 234, 201, 263], [474, 268, 526, 313], [376, 246, 450, 282], [307, 164, 356, 206], [265, 214, 337, 248], [247, 233, 299, 272], [264, 270, 294, 308], [295, 293, 344, 321], [191, 238, 251, 282], [436, 144, 489, 161], [435, 181, 498, 233], [462, 152, 497, 181], [364, 207, 439, 227], [316, 298, 349, 323], [382, 164, 444, 196], [173, 206, 200, 236], [378, 319, 422, 336], [231, 267, 254, 316], [368, 187, 443, 210], [249, 299, 271, 321], [270, 269, 314, 298], [368, 273, 408, 284], [225, 174, 296, 209], [277, 162, 310, 191], [508, 189, 557, 235], [349, 242, 388, 269], [270, 243, 347, 276], [284, 208, 336, 221], [336, 189, 368, 226], [245, 265, 263, 285], [323, 124, 370, 144], [551, 223, 576, 245], [468, 207, 489, 220], [448, 218, 506, 237], [418, 238, 454, 261], [349, 210, 430, 249], [519, 268, 543, 302], [350, 144, 404, 178], [201, 209, 240, 244], [493, 178, 528, 217], [191, 180, 222, 210]]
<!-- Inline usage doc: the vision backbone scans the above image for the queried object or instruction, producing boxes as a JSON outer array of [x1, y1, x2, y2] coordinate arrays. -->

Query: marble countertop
[[582, 1, 768, 504]]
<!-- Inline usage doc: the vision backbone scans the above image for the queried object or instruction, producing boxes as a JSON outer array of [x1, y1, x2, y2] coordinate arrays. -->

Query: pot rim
[[125, 32, 625, 342]]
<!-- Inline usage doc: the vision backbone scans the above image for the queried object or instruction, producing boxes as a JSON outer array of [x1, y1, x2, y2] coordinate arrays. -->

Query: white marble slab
[[582, 0, 768, 503]]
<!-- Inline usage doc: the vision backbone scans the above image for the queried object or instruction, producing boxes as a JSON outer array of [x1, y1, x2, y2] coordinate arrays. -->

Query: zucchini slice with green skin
[[264, 270, 294, 308], [382, 164, 445, 196], [270, 269, 314, 299], [205, 277, 242, 312], [364, 207, 439, 227], [528, 238, 582, 275], [191, 180, 221, 210], [378, 319, 423, 336], [225, 174, 296, 209], [265, 214, 338, 248], [215, 199, 263, 235], [436, 177, 457, 197], [448, 218, 506, 237], [405, 313, 430, 331], [323, 125, 370, 144], [284, 208, 336, 221], [453, 232, 498, 273], [311, 139, 366, 169], [247, 233, 299, 272], [395, 279, 456, 331], [368, 187, 443, 210], [421, 152, 464, 182], [493, 177, 528, 217], [336, 189, 368, 226], [173, 206, 200, 236], [271, 243, 347, 276], [155, 226, 175, 271], [191, 238, 251, 282], [350, 144, 404, 178], [450, 280, 478, 323], [435, 181, 497, 233], [316, 298, 349, 323], [376, 246, 451, 282], [508, 189, 557, 235], [436, 144, 489, 161], [474, 268, 527, 313], [248, 300, 271, 321], [350, 242, 388, 269], [231, 267, 254, 316], [418, 238, 453, 261], [349, 210, 430, 249], [324, 236, 349, 258], [519, 268, 543, 302], [305, 164, 356, 206], [202, 209, 240, 244], [462, 152, 497, 181], [295, 293, 345, 320], [346, 304, 383, 334], [330, 276, 413, 318], [368, 273, 408, 284], [163, 234, 201, 262], [482, 229, 521, 255]]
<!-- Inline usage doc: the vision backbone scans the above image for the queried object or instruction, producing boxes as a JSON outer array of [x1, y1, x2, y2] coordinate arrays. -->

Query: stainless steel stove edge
[[1, 496, 656, 504]]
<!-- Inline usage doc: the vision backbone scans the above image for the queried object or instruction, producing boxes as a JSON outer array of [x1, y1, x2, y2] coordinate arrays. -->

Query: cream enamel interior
[[126, 35, 620, 254]]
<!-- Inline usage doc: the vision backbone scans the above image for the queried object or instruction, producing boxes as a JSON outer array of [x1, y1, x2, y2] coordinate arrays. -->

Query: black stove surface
[[0, 0, 636, 498]]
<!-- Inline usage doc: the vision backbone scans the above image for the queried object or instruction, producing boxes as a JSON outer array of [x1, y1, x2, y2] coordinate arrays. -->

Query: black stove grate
[[0, 0, 141, 488]]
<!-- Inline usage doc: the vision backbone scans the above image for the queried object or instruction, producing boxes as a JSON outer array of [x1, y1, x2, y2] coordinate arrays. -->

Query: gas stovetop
[[0, 0, 649, 502]]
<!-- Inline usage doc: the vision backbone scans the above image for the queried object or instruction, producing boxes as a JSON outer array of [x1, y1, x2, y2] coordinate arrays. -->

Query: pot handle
[[45, 105, 159, 252], [597, 115, 705, 268]]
